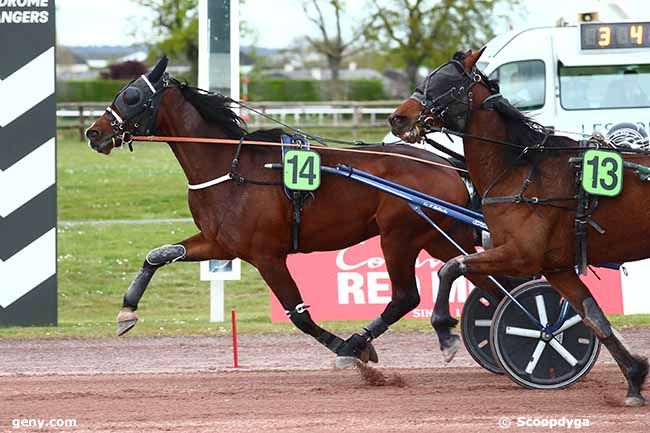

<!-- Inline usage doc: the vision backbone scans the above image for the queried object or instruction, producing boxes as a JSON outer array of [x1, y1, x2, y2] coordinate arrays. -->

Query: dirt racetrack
[[1, 329, 649, 433]]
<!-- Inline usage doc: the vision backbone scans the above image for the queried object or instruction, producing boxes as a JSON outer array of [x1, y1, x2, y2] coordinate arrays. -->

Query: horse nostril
[[389, 115, 407, 128], [85, 129, 99, 141]]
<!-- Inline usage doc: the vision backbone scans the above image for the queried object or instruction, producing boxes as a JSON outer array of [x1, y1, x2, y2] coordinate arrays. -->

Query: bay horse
[[85, 57, 503, 367], [389, 49, 648, 405]]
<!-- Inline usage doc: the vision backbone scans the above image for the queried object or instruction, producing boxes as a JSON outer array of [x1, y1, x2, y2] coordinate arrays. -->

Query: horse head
[[388, 48, 489, 143], [85, 56, 169, 154]]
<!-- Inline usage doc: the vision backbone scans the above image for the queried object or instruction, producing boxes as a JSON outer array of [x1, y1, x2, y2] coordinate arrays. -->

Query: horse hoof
[[116, 310, 138, 336], [367, 343, 379, 363], [442, 335, 462, 363], [624, 396, 646, 407], [335, 356, 362, 369], [117, 320, 137, 336], [358, 343, 379, 364]]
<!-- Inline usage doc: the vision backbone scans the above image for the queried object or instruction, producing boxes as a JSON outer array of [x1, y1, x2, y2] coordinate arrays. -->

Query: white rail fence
[[57, 100, 400, 139]]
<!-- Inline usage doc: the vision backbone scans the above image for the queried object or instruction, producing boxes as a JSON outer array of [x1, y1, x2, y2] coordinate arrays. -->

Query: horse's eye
[[123, 87, 141, 105]]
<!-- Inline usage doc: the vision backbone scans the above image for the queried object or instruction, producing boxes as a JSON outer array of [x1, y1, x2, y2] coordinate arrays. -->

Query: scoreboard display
[[581, 22, 650, 50]]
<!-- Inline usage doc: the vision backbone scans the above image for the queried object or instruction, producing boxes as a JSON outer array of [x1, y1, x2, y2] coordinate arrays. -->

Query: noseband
[[409, 59, 488, 133], [105, 73, 169, 150]]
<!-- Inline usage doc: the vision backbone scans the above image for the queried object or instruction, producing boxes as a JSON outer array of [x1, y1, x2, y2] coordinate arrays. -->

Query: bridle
[[104, 72, 169, 151], [409, 59, 491, 135]]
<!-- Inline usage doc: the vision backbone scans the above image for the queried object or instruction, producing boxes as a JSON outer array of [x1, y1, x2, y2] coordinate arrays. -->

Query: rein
[[227, 97, 404, 147], [130, 134, 469, 175], [170, 82, 404, 147]]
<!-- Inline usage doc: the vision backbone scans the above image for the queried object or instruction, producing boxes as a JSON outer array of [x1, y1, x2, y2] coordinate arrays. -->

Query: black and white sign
[[0, 0, 56, 325]]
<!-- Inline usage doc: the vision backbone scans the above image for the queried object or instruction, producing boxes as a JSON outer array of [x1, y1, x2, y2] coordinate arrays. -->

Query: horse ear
[[463, 47, 486, 70], [452, 50, 466, 61], [147, 56, 168, 82]]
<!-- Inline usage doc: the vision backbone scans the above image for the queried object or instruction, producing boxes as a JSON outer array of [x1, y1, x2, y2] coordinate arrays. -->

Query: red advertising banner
[[270, 236, 624, 322]]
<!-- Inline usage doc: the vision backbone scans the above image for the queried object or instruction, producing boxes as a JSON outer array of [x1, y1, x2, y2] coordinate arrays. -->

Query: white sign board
[[620, 259, 650, 314], [200, 259, 241, 322], [200, 259, 241, 281]]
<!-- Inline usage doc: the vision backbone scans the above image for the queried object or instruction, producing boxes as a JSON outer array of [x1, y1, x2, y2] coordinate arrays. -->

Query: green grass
[[58, 138, 191, 221], [1, 130, 648, 338]]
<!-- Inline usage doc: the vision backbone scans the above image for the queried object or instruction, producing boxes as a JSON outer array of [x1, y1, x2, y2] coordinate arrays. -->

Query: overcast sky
[[56, 0, 650, 47]]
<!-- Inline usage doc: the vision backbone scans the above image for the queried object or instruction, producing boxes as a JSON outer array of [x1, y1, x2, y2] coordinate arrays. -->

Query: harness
[[410, 56, 650, 274], [280, 135, 314, 251]]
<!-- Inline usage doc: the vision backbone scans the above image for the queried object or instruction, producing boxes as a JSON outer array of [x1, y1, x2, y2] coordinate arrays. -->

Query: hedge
[[57, 80, 125, 102], [56, 78, 387, 103], [246, 79, 386, 101]]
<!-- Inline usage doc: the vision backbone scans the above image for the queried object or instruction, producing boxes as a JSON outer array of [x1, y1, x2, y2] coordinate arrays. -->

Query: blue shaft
[[322, 165, 488, 232], [333, 164, 485, 221]]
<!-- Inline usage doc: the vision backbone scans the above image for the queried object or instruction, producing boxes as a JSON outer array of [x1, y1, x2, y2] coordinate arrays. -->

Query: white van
[[481, 21, 650, 136], [388, 20, 650, 155]]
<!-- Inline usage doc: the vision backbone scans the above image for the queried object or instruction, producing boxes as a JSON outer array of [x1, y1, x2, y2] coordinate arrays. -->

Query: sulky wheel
[[490, 279, 600, 389], [460, 287, 503, 374]]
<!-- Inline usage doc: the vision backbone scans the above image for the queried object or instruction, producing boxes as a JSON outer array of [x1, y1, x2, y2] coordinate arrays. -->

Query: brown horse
[[389, 49, 648, 405], [85, 57, 503, 366]]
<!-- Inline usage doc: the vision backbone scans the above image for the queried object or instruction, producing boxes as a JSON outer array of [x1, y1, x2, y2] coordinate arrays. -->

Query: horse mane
[[455, 50, 575, 162], [176, 82, 285, 142], [492, 97, 576, 164]]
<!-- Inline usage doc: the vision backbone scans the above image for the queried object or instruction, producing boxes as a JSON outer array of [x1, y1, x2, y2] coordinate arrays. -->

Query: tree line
[[136, 0, 507, 90]]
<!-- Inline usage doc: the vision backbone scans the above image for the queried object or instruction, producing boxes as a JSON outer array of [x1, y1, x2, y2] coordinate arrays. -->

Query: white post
[[210, 280, 225, 322], [230, 0, 240, 102], [197, 0, 208, 89], [198, 0, 239, 97]]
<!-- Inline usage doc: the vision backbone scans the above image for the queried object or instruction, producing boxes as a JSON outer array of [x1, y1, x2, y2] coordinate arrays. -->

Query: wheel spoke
[[535, 295, 549, 326], [506, 326, 542, 338], [549, 339, 578, 367], [525, 340, 547, 374], [553, 315, 582, 335]]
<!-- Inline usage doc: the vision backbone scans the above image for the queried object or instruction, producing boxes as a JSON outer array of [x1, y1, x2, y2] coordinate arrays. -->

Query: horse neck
[[462, 110, 513, 195], [155, 91, 237, 185]]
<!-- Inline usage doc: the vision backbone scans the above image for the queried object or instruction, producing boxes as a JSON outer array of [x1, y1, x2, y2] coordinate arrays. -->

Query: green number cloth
[[582, 149, 623, 197], [283, 149, 321, 191]]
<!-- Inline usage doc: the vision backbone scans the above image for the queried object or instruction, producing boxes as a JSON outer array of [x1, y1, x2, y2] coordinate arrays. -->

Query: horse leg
[[429, 242, 542, 358], [545, 270, 648, 407], [335, 237, 420, 367], [436, 241, 539, 296], [423, 227, 508, 363], [117, 233, 233, 336], [423, 241, 468, 362], [254, 257, 351, 359]]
